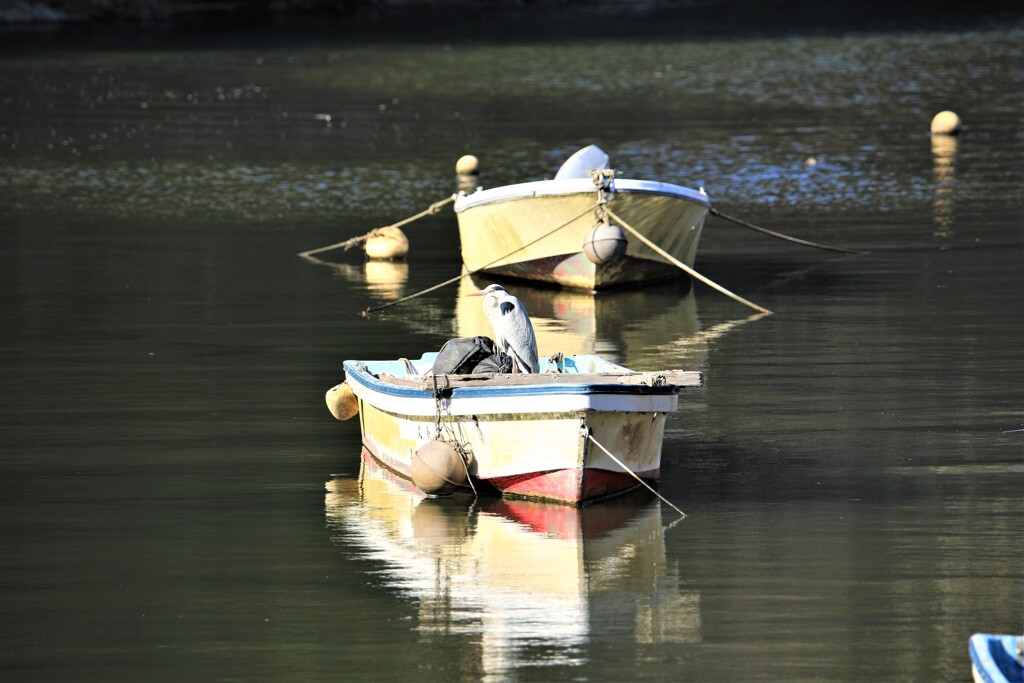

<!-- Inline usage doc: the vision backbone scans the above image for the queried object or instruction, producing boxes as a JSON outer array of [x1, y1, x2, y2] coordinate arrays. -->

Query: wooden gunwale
[[373, 370, 704, 391]]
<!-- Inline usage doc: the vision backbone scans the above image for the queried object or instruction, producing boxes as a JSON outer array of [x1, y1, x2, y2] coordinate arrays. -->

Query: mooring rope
[[426, 373, 478, 497], [604, 207, 773, 315], [709, 207, 863, 255], [585, 430, 686, 519], [297, 194, 457, 259], [362, 202, 599, 315]]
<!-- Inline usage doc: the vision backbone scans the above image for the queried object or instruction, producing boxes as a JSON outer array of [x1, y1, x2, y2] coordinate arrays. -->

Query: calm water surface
[[1, 20, 1022, 682]]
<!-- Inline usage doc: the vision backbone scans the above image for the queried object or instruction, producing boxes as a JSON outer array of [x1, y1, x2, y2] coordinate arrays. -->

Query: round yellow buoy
[[325, 381, 359, 421], [363, 225, 409, 260], [930, 110, 962, 135], [412, 439, 467, 496], [455, 154, 480, 192], [455, 154, 479, 177]]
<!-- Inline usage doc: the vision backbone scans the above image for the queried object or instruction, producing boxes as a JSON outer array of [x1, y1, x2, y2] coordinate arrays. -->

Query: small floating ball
[[582, 220, 628, 265], [930, 110, 962, 135], [412, 439, 467, 495], [455, 154, 480, 177], [325, 381, 359, 421], [364, 226, 409, 260]]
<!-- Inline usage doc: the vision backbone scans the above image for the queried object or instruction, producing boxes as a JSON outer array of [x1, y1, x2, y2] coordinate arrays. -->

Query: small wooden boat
[[453, 145, 710, 291], [969, 633, 1023, 683], [340, 352, 703, 506]]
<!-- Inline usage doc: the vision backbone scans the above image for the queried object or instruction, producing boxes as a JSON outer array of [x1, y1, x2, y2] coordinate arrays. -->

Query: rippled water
[[1, 19, 1022, 682]]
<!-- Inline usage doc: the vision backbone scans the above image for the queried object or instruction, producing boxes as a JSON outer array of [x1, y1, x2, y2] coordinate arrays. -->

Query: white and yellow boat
[[454, 145, 710, 291], [338, 352, 703, 506]]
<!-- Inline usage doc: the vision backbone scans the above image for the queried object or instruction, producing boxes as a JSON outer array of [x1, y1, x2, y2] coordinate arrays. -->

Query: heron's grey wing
[[498, 298, 539, 373]]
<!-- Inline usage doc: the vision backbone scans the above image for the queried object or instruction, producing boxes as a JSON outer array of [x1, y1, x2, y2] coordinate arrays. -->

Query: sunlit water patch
[[0, 161, 454, 223]]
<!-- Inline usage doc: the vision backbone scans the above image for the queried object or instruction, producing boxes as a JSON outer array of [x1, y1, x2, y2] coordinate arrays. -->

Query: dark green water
[[1, 21, 1022, 682]]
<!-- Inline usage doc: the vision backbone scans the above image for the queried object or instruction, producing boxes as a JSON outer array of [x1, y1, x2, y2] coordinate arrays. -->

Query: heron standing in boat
[[469, 284, 539, 373]]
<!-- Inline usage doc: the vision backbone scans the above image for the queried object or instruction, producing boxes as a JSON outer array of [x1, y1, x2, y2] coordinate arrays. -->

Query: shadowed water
[[1, 19, 1021, 682]]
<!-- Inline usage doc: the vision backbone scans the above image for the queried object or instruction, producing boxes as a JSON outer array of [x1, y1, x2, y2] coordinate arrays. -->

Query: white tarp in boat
[[553, 145, 610, 180]]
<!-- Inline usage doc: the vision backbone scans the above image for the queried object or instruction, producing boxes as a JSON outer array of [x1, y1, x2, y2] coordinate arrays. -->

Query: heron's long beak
[[465, 289, 487, 297]]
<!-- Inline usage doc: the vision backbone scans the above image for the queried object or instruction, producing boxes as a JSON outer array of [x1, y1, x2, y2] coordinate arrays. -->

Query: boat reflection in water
[[325, 452, 701, 676], [456, 272, 764, 370], [309, 253, 757, 371], [455, 273, 702, 365]]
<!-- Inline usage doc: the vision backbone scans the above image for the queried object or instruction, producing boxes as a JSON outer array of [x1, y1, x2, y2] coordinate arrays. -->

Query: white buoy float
[[325, 381, 359, 421], [412, 439, 468, 495], [582, 220, 628, 265], [931, 110, 962, 135], [363, 225, 409, 260]]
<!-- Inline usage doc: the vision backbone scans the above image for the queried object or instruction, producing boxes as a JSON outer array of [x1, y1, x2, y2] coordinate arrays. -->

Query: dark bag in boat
[[471, 349, 514, 375], [431, 336, 513, 375]]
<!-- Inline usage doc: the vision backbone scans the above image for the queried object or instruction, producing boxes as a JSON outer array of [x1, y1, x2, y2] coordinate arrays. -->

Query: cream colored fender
[[325, 381, 359, 421]]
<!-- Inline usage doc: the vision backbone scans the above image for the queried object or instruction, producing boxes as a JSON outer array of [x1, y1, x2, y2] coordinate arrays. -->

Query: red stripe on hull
[[483, 467, 659, 506], [360, 444, 659, 507]]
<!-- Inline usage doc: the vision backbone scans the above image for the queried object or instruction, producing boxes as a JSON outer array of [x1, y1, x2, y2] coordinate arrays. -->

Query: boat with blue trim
[[335, 352, 703, 506], [970, 633, 1023, 683], [454, 145, 710, 291]]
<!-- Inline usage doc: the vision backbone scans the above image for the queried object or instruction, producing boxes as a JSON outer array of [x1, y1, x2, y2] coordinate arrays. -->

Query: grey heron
[[468, 284, 539, 373]]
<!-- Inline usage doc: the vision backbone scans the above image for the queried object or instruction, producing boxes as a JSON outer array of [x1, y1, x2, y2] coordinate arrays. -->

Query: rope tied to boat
[[583, 427, 687, 520], [430, 373, 452, 438], [604, 206, 774, 315], [298, 194, 457, 259], [362, 202, 600, 316], [547, 352, 565, 373], [591, 167, 615, 212], [429, 374, 477, 497], [708, 207, 864, 255]]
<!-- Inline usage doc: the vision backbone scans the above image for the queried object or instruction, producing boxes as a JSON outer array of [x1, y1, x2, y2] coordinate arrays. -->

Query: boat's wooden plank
[[377, 373, 423, 388], [373, 370, 703, 390]]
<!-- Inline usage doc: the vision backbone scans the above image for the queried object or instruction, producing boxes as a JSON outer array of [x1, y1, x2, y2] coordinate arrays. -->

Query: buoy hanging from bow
[[412, 440, 469, 496], [325, 381, 359, 421], [582, 219, 628, 265]]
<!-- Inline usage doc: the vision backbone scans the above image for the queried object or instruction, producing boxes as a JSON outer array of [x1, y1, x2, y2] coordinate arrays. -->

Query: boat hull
[[344, 354, 680, 506], [454, 178, 709, 291], [969, 633, 1023, 683], [356, 400, 666, 506]]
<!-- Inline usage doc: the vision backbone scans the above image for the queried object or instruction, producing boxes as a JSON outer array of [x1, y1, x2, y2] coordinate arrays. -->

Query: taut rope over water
[[297, 194, 456, 260], [361, 203, 599, 316], [585, 430, 686, 519], [430, 374, 478, 498], [708, 207, 864, 255], [604, 207, 773, 315]]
